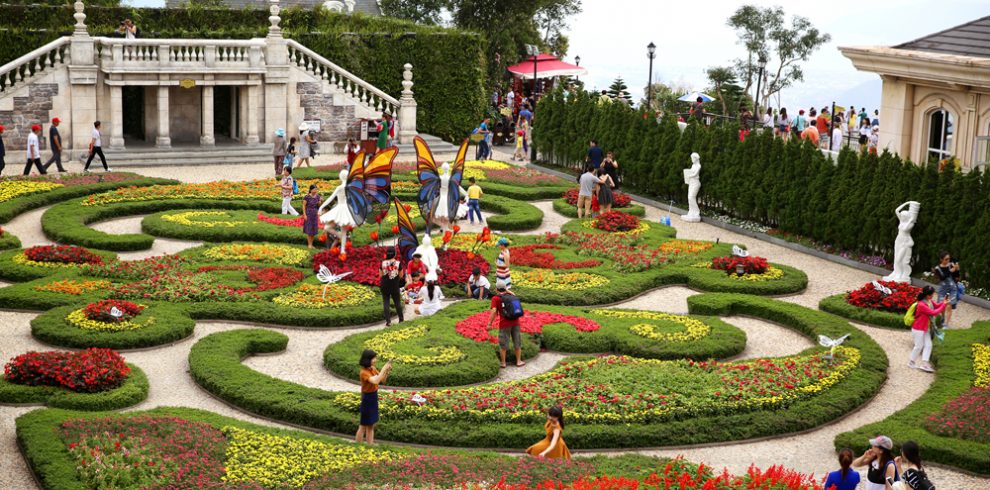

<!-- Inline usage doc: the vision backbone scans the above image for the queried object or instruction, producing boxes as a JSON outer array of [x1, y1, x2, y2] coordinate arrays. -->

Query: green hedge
[[0, 364, 147, 411], [0, 248, 118, 282], [188, 294, 887, 448], [323, 301, 745, 387], [0, 230, 22, 250], [552, 198, 647, 218], [31, 304, 196, 350], [834, 321, 990, 474], [0, 176, 177, 224], [819, 294, 907, 329]]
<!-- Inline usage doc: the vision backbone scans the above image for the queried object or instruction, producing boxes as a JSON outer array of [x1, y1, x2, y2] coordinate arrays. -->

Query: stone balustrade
[[286, 39, 399, 116], [0, 37, 70, 93], [93, 37, 266, 72]]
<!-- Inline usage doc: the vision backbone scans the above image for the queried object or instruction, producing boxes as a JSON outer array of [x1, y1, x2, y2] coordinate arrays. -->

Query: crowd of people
[[482, 88, 535, 162], [737, 104, 881, 154]]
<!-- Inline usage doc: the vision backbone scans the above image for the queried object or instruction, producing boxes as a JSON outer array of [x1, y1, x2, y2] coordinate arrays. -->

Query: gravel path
[[3, 206, 53, 248]]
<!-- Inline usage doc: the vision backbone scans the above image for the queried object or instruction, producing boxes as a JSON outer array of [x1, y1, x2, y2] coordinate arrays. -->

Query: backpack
[[291, 177, 299, 195], [905, 468, 936, 490], [903, 302, 917, 327], [499, 293, 524, 320]]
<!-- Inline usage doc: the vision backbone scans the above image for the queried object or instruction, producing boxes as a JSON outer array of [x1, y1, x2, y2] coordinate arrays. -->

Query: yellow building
[[840, 16, 990, 170]]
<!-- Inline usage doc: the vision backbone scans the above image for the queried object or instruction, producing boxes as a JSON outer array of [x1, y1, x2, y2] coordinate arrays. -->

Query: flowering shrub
[[83, 255, 187, 281], [364, 325, 465, 365], [4, 348, 130, 392], [110, 272, 260, 303], [202, 243, 310, 266], [33, 279, 111, 296], [17, 245, 104, 267], [658, 239, 715, 255], [66, 308, 155, 332], [564, 188, 632, 208], [221, 426, 394, 488], [83, 299, 143, 322], [550, 233, 711, 273], [730, 266, 784, 281], [924, 387, 990, 443], [448, 233, 497, 252], [0, 180, 63, 203], [338, 348, 860, 425], [258, 212, 307, 227], [272, 283, 376, 309], [513, 270, 610, 290], [592, 211, 641, 232], [975, 344, 990, 388], [81, 179, 322, 206], [313, 246, 490, 287], [711, 256, 769, 275], [845, 281, 921, 313], [456, 310, 601, 343], [590, 309, 711, 342], [161, 210, 249, 228], [512, 244, 601, 269], [196, 265, 305, 293]]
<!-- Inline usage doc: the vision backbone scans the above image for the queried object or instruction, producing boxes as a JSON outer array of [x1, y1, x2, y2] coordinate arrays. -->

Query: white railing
[[93, 37, 266, 71], [286, 39, 399, 115], [0, 37, 70, 94]]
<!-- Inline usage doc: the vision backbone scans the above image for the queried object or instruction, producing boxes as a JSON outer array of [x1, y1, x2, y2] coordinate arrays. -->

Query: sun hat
[[869, 435, 893, 450], [275, 128, 285, 137], [52, 117, 61, 124], [298, 123, 309, 132], [497, 237, 510, 246], [495, 280, 508, 290], [412, 252, 422, 258]]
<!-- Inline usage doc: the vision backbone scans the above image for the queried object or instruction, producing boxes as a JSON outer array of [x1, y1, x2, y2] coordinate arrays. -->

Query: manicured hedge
[[0, 248, 118, 282], [31, 304, 195, 350], [819, 293, 907, 329], [552, 198, 647, 218], [323, 301, 745, 387], [0, 176, 177, 224], [0, 230, 22, 250], [834, 321, 990, 475], [188, 294, 887, 448], [0, 364, 147, 411]]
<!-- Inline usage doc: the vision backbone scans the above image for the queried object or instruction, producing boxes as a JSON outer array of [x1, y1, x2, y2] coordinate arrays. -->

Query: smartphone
[[886, 477, 896, 486]]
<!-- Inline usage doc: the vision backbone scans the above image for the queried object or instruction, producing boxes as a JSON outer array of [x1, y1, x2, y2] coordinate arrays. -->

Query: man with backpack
[[487, 280, 524, 369]]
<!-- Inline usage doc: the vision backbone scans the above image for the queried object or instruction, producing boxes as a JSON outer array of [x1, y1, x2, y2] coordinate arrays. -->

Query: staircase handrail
[[285, 38, 399, 110], [0, 36, 70, 92]]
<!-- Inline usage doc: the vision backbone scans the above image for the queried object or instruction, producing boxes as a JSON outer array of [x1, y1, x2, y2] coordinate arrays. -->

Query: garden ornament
[[681, 152, 702, 222], [871, 281, 892, 296], [818, 334, 850, 361], [883, 201, 920, 283], [316, 264, 352, 300], [731, 245, 750, 258]]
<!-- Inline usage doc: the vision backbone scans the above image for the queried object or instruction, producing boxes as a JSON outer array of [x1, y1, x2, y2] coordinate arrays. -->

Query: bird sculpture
[[818, 334, 850, 360], [731, 245, 750, 258]]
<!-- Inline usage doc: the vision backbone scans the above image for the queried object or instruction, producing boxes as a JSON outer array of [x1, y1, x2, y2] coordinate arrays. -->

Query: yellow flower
[[272, 283, 376, 309], [590, 309, 711, 342], [581, 218, 651, 236], [0, 180, 63, 203], [658, 240, 714, 255], [448, 233, 496, 252], [161, 211, 248, 228], [33, 279, 111, 295], [12, 253, 79, 268], [202, 243, 309, 266], [729, 266, 785, 282], [65, 308, 155, 332], [364, 324, 465, 365], [81, 179, 324, 206], [513, 270, 610, 290], [973, 344, 990, 388]]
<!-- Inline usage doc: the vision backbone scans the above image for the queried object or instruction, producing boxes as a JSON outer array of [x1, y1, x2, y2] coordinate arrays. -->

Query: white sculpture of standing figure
[[318, 169, 357, 250], [414, 233, 440, 277], [884, 201, 920, 283], [681, 152, 702, 222]]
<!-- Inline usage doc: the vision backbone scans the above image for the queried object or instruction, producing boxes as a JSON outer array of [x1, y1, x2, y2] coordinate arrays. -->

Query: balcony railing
[[94, 37, 266, 71]]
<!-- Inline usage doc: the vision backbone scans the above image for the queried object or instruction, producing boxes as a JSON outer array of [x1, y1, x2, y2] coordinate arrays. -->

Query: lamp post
[[754, 53, 767, 116], [646, 42, 656, 111], [574, 55, 581, 82]]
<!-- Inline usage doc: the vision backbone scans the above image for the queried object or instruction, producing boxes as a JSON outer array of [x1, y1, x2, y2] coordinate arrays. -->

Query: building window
[[927, 109, 955, 162]]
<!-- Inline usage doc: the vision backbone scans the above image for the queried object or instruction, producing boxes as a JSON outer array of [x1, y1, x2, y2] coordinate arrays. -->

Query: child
[[513, 129, 526, 161], [402, 277, 425, 305], [466, 177, 484, 225], [869, 126, 879, 154], [284, 137, 297, 171], [345, 138, 360, 166], [456, 197, 469, 220]]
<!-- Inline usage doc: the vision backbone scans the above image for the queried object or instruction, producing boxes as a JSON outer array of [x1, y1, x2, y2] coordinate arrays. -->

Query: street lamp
[[574, 55, 581, 82], [646, 42, 657, 112], [754, 53, 767, 116]]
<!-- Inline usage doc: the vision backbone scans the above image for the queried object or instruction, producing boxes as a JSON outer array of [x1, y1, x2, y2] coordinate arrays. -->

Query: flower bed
[[65, 300, 154, 332], [455, 310, 601, 343], [33, 279, 111, 296], [922, 344, 990, 443], [564, 188, 632, 208], [313, 245, 490, 287], [846, 281, 920, 313], [31, 304, 197, 350], [364, 324, 466, 365], [83, 255, 187, 281], [110, 271, 261, 303], [4, 348, 130, 392], [512, 244, 601, 269], [196, 265, 305, 293], [711, 256, 769, 275], [202, 243, 310, 266], [512, 269, 610, 290], [549, 233, 709, 273], [0, 180, 63, 203], [591, 309, 710, 342], [80, 179, 323, 206], [591, 211, 640, 232], [581, 216, 651, 236], [16, 245, 104, 267], [161, 210, 250, 228], [976, 343, 990, 388], [272, 283, 377, 309]]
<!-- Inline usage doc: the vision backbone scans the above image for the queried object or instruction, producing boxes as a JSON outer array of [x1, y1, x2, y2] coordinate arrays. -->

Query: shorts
[[498, 324, 521, 350], [937, 281, 959, 309]]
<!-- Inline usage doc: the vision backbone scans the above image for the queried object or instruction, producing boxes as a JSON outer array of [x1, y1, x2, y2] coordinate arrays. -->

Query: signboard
[[178, 79, 196, 89], [303, 120, 322, 133]]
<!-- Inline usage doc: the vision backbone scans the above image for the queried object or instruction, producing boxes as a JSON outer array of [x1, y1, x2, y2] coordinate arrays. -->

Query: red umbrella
[[507, 54, 588, 79]]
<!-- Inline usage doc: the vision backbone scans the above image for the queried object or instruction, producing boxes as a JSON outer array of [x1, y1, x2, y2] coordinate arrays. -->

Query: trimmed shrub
[[31, 304, 195, 350], [0, 363, 147, 410], [819, 294, 908, 329]]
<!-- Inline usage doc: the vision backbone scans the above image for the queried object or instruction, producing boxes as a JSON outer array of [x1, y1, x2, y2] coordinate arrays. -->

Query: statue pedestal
[[680, 214, 701, 223], [882, 273, 910, 284]]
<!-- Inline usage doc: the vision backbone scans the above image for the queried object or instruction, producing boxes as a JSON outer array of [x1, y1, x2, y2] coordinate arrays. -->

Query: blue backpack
[[291, 177, 299, 195], [500, 293, 524, 320]]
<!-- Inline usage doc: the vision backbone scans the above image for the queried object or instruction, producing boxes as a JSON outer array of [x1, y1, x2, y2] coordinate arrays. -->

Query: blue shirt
[[587, 147, 604, 168], [824, 469, 860, 490], [519, 109, 533, 122]]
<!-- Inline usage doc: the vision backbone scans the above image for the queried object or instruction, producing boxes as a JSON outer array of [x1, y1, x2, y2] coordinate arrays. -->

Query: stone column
[[879, 76, 914, 160], [69, 0, 99, 157], [246, 84, 260, 144], [109, 85, 125, 148], [156, 85, 171, 148], [398, 63, 417, 144], [264, 0, 289, 145], [201, 85, 215, 146]]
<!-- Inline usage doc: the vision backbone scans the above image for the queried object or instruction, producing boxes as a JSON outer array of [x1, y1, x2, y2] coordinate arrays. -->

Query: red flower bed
[[83, 299, 144, 323], [257, 212, 305, 227], [4, 348, 130, 392], [845, 281, 920, 313], [711, 256, 769, 275], [313, 245, 490, 287], [84, 255, 186, 281], [456, 310, 600, 343], [512, 244, 601, 269], [564, 188, 631, 208], [924, 386, 990, 443], [196, 265, 305, 292], [594, 211, 640, 232], [24, 245, 103, 265]]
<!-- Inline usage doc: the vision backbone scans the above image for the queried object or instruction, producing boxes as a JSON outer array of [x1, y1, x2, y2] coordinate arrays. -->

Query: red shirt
[[491, 295, 520, 329], [406, 260, 427, 277]]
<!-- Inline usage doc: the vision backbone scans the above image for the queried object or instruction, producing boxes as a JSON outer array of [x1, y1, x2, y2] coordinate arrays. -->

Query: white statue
[[318, 169, 357, 250], [414, 233, 440, 277], [884, 201, 920, 283], [681, 152, 702, 222]]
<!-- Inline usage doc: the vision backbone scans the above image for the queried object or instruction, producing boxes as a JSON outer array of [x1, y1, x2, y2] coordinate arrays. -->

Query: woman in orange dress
[[526, 406, 571, 459]]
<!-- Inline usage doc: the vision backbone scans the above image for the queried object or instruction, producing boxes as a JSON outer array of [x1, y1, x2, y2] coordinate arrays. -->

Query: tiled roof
[[895, 15, 990, 58], [164, 0, 381, 16]]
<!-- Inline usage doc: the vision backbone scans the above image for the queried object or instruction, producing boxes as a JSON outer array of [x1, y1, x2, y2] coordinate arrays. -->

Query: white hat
[[298, 123, 309, 131]]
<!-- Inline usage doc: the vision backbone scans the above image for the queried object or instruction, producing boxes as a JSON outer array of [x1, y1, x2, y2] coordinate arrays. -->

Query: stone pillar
[[68, 0, 99, 158], [156, 85, 171, 148], [264, 0, 289, 144], [246, 84, 260, 144], [398, 63, 417, 144], [201, 85, 215, 146], [879, 76, 914, 160], [109, 85, 125, 148]]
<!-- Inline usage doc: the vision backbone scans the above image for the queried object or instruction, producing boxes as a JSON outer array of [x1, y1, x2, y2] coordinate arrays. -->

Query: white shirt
[[831, 128, 843, 152], [26, 133, 39, 159], [92, 128, 102, 147], [469, 274, 491, 290], [507, 91, 515, 107], [762, 114, 773, 128]]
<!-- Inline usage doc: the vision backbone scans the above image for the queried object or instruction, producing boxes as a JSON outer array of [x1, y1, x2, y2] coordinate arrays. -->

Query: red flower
[[24, 245, 103, 265], [593, 211, 640, 232], [82, 300, 144, 323], [4, 348, 130, 393], [845, 281, 920, 312], [711, 256, 769, 275], [313, 245, 490, 286]]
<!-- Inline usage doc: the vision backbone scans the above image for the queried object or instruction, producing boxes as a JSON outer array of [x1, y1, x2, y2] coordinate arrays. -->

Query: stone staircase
[[100, 144, 273, 167]]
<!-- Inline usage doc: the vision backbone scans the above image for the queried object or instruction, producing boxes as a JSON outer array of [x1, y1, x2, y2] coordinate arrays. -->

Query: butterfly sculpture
[[393, 196, 419, 261], [871, 280, 892, 296], [109, 307, 124, 319], [364, 147, 398, 205], [316, 264, 353, 300], [817, 334, 850, 360], [415, 136, 469, 228], [731, 245, 750, 258]]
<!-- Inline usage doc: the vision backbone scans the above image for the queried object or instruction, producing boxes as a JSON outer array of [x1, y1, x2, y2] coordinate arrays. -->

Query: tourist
[[495, 237, 511, 289], [847, 106, 857, 135], [272, 128, 287, 177], [355, 349, 391, 444], [466, 177, 484, 224], [859, 107, 870, 127], [859, 119, 871, 147], [301, 184, 321, 248], [586, 140, 604, 170], [414, 274, 444, 317], [932, 252, 960, 328], [800, 120, 820, 147], [297, 123, 314, 168], [823, 448, 861, 490], [279, 167, 299, 216], [794, 109, 807, 137], [506, 88, 515, 111], [577, 166, 598, 218], [831, 117, 844, 152], [118, 18, 138, 39], [777, 108, 791, 137], [466, 267, 491, 300], [0, 124, 5, 175], [602, 151, 619, 190], [895, 441, 935, 490], [692, 96, 705, 123], [853, 435, 900, 490], [598, 90, 612, 105], [84, 121, 110, 172], [23, 124, 44, 176], [518, 112, 531, 154], [909, 285, 947, 373], [491, 88, 499, 109], [872, 109, 880, 127], [762, 107, 774, 130], [526, 406, 571, 459], [345, 138, 360, 166], [43, 117, 65, 173], [595, 168, 615, 214], [738, 105, 753, 140], [513, 128, 526, 161], [378, 248, 404, 326], [405, 252, 428, 287], [816, 109, 830, 147], [475, 118, 491, 160], [487, 280, 524, 368]]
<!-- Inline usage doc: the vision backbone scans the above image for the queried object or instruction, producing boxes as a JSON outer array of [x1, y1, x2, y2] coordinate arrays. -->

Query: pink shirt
[[912, 299, 947, 332]]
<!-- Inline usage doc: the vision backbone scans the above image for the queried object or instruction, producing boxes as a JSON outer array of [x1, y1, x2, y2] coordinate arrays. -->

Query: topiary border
[[0, 248, 118, 282], [0, 229, 22, 250], [323, 301, 745, 387], [551, 198, 646, 218], [834, 321, 990, 475], [188, 293, 887, 449], [0, 363, 148, 411], [819, 293, 907, 329], [31, 304, 196, 350]]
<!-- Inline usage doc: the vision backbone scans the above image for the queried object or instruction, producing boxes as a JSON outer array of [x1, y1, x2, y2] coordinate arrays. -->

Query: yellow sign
[[179, 79, 196, 89]]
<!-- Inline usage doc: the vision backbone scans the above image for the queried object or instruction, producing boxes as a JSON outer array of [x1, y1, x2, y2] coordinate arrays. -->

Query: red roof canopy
[[507, 54, 588, 79]]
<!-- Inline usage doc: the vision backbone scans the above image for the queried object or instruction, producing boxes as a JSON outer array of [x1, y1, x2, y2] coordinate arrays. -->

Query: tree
[[727, 5, 830, 110], [640, 80, 692, 115], [379, 0, 449, 25], [535, 0, 581, 57], [705, 66, 736, 116], [607, 77, 632, 105]]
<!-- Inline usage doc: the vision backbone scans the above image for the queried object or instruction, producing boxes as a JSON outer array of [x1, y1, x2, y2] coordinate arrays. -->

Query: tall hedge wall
[[0, 5, 486, 141], [534, 89, 990, 288]]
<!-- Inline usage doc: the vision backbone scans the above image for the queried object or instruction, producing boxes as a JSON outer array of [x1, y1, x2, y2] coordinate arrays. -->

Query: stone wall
[[296, 81, 359, 144], [0, 83, 58, 151]]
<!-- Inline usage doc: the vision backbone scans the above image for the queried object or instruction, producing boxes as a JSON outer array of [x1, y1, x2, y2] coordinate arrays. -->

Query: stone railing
[[286, 39, 399, 115], [93, 38, 266, 71], [0, 37, 70, 94]]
